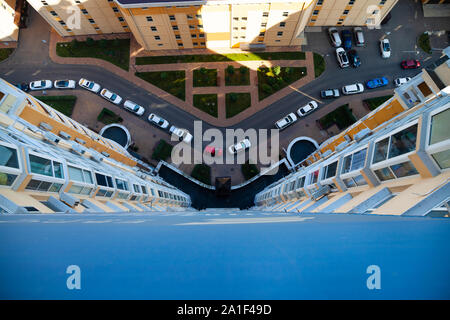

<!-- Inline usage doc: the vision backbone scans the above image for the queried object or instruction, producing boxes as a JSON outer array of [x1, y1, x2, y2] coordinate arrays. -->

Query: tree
[[113, 39, 120, 47], [239, 66, 247, 74], [226, 65, 235, 75], [229, 93, 238, 102], [99, 39, 107, 48], [160, 72, 168, 80], [262, 84, 272, 93], [273, 65, 281, 76], [199, 67, 207, 75], [70, 39, 79, 49], [86, 37, 95, 46]]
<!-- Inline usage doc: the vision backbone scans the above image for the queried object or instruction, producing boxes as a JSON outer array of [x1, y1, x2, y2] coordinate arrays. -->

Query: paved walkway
[[50, 31, 315, 127]]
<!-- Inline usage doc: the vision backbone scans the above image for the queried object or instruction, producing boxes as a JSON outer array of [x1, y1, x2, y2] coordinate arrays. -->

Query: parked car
[[297, 101, 319, 117], [320, 89, 340, 99], [342, 83, 364, 95], [204, 145, 222, 157], [54, 80, 76, 89], [29, 80, 52, 90], [100, 88, 122, 105], [341, 30, 352, 50], [123, 100, 145, 116], [401, 59, 421, 69], [347, 50, 361, 68], [15, 83, 29, 92], [148, 113, 169, 129], [394, 77, 411, 87], [336, 47, 350, 68], [366, 77, 389, 89], [353, 27, 365, 46], [228, 139, 251, 154], [78, 78, 101, 93], [328, 27, 342, 47], [275, 113, 297, 130], [169, 126, 193, 143], [380, 38, 391, 58]]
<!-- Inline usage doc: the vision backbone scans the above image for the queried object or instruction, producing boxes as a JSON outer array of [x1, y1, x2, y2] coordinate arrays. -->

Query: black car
[[320, 89, 340, 99], [347, 50, 361, 68], [15, 83, 30, 92]]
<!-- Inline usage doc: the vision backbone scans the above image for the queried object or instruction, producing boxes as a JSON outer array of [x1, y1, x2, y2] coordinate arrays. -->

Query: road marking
[[288, 86, 323, 104], [424, 56, 432, 62], [394, 25, 402, 31], [32, 70, 41, 76], [4, 70, 14, 76], [176, 216, 314, 226]]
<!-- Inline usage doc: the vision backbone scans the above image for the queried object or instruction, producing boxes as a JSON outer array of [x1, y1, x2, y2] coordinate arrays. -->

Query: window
[[50, 11, 57, 16], [141, 186, 147, 194], [322, 161, 338, 180], [313, 10, 319, 15], [431, 150, 450, 169], [199, 33, 204, 38], [118, 17, 124, 22], [146, 16, 153, 22], [175, 35, 181, 39], [200, 42, 205, 46], [29, 154, 63, 179], [59, 21, 66, 26], [26, 180, 62, 192], [279, 22, 286, 27], [178, 43, 183, 47], [191, 34, 196, 38], [198, 24, 203, 28], [88, 19, 95, 24], [373, 138, 389, 163], [187, 14, 193, 20], [0, 173, 17, 186], [151, 26, 157, 31], [189, 25, 195, 29], [195, 14, 202, 19], [388, 124, 418, 159], [169, 15, 175, 21], [380, 0, 386, 5], [349, 0, 355, 4], [0, 145, 19, 169], [259, 32, 265, 37], [277, 31, 283, 37], [241, 27, 246, 30], [417, 81, 432, 97], [154, 36, 160, 40], [263, 12, 269, 17], [95, 173, 114, 188], [343, 10, 349, 15], [233, 17, 238, 21], [115, 178, 129, 191], [112, 7, 119, 13], [133, 184, 140, 193], [342, 148, 367, 174], [317, 0, 324, 4], [374, 167, 395, 181], [261, 23, 266, 27], [81, 9, 88, 15], [429, 108, 450, 145], [390, 161, 418, 178], [241, 17, 247, 21], [172, 25, 178, 31], [283, 12, 289, 17]]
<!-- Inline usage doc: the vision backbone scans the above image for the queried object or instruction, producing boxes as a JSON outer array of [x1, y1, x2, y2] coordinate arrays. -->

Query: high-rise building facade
[[22, 0, 399, 50], [0, 0, 19, 42], [0, 78, 191, 214], [254, 48, 450, 217]]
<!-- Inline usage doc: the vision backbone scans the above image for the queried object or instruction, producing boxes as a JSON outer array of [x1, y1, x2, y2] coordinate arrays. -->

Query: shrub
[[86, 37, 95, 46], [229, 93, 238, 102], [273, 65, 281, 76], [199, 67, 207, 75], [191, 164, 211, 185], [239, 66, 247, 74], [151, 140, 173, 161], [241, 162, 260, 181], [70, 39, 79, 49], [226, 65, 235, 75], [262, 84, 272, 93], [160, 72, 168, 80], [113, 38, 120, 47], [99, 39, 107, 48], [418, 33, 432, 54]]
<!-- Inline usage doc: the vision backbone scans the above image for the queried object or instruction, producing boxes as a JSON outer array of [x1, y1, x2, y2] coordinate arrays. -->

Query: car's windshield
[[111, 94, 117, 100], [88, 82, 94, 88], [383, 42, 390, 51], [57, 81, 68, 86], [133, 105, 139, 111]]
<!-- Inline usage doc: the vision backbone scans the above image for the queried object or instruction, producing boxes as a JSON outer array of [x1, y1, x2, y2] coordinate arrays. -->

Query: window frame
[[425, 105, 450, 171]]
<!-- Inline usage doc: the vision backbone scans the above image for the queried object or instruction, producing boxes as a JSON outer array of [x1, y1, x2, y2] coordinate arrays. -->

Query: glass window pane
[[353, 174, 367, 186], [429, 109, 450, 145], [106, 176, 113, 188], [68, 166, 84, 182], [80, 187, 92, 195], [431, 149, 450, 169], [388, 124, 418, 159], [343, 178, 356, 188], [115, 179, 126, 190], [96, 189, 106, 196], [390, 161, 418, 178], [38, 181, 51, 191], [26, 179, 41, 190], [342, 155, 352, 174], [373, 138, 389, 163], [53, 161, 64, 179], [49, 183, 62, 193], [0, 145, 19, 168], [0, 173, 17, 186], [374, 167, 395, 181], [68, 184, 83, 194], [29, 154, 53, 176], [325, 161, 338, 179], [141, 186, 147, 194], [350, 148, 367, 171], [95, 173, 107, 187], [83, 170, 93, 184]]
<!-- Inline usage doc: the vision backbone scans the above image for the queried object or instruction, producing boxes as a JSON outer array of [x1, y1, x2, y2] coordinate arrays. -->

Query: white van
[[342, 83, 364, 95]]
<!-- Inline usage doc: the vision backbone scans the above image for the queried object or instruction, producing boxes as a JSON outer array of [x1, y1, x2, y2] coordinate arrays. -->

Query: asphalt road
[[1, 0, 448, 141]]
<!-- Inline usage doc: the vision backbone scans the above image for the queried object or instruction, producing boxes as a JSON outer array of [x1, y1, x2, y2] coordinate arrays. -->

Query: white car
[[275, 113, 297, 130], [380, 38, 391, 58], [342, 83, 364, 95], [29, 80, 52, 90], [394, 77, 411, 87], [297, 101, 319, 117], [336, 47, 349, 68], [228, 138, 251, 154], [54, 80, 76, 89], [328, 27, 342, 47], [169, 126, 193, 143], [78, 78, 101, 93], [148, 113, 169, 129], [100, 88, 122, 105], [123, 100, 145, 116]]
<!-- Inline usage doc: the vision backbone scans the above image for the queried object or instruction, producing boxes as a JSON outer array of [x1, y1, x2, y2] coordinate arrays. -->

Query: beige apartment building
[[19, 0, 399, 51], [0, 0, 20, 42]]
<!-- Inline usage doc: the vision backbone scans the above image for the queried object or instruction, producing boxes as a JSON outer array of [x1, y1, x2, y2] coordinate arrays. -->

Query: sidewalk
[[50, 30, 315, 127]]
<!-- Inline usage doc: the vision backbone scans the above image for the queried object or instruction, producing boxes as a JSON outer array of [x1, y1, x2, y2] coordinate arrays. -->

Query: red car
[[204, 146, 223, 157], [401, 59, 421, 69]]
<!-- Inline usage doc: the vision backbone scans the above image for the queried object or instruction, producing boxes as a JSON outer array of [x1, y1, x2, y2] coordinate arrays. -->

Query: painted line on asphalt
[[288, 86, 323, 104], [176, 216, 314, 226], [32, 70, 41, 76], [4, 70, 14, 76]]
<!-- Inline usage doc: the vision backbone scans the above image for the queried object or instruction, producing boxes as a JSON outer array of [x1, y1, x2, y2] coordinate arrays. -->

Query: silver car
[[328, 27, 342, 47]]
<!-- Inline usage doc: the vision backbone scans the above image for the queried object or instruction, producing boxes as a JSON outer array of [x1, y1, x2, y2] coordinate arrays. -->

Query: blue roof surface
[[1, 212, 449, 299]]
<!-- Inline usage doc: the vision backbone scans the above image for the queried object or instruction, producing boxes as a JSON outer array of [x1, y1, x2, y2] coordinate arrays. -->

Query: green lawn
[[313, 52, 326, 78], [135, 71, 185, 101], [136, 51, 306, 65], [56, 38, 130, 71], [418, 33, 432, 54], [258, 66, 307, 101], [364, 95, 393, 111], [152, 139, 173, 162], [193, 94, 218, 117], [225, 66, 250, 86], [191, 164, 211, 185], [35, 95, 77, 117], [193, 68, 217, 87], [241, 162, 260, 181], [226, 93, 251, 118], [0, 48, 14, 62], [319, 104, 357, 130], [97, 108, 123, 125]]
